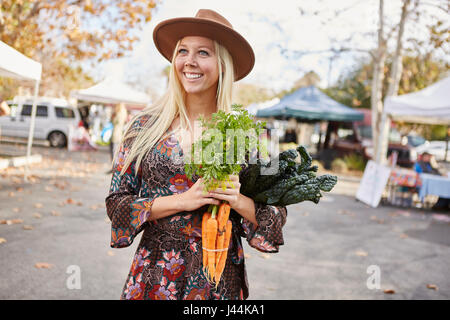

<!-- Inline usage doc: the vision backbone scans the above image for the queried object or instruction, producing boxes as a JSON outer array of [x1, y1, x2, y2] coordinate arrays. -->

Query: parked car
[[0, 96, 81, 148], [328, 109, 417, 168]]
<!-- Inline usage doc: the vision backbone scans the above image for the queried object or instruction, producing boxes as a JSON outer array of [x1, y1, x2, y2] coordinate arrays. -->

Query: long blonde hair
[[114, 39, 235, 176]]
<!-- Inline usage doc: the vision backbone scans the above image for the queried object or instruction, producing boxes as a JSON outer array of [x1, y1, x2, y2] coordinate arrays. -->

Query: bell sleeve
[[105, 136, 155, 249], [238, 164, 288, 253]]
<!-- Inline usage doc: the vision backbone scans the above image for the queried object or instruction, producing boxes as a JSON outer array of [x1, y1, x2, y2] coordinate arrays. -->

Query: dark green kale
[[240, 145, 337, 206]]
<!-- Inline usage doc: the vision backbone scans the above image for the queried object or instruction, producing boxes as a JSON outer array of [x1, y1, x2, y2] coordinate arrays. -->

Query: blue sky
[[94, 0, 447, 98]]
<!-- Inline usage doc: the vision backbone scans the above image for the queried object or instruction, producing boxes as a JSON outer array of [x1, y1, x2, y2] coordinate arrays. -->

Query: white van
[[0, 96, 81, 148]]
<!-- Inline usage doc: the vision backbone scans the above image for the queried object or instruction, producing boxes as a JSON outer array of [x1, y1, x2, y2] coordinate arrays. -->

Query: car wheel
[[48, 131, 67, 148]]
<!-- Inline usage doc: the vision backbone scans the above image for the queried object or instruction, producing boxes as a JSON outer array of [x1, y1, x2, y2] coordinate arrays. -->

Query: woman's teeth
[[185, 73, 202, 79]]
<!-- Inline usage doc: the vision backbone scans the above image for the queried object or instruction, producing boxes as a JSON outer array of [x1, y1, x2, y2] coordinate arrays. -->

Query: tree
[[275, 71, 321, 99], [283, 0, 448, 163], [0, 0, 158, 97], [0, 0, 156, 61], [232, 83, 274, 107], [375, 0, 412, 163], [324, 55, 447, 109]]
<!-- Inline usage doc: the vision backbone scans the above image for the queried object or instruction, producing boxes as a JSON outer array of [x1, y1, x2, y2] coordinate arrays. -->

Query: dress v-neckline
[[166, 126, 195, 158]]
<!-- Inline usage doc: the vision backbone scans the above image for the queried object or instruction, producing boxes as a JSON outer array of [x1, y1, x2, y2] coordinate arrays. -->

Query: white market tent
[[376, 76, 450, 163], [71, 77, 151, 107], [0, 41, 42, 180], [384, 76, 450, 125]]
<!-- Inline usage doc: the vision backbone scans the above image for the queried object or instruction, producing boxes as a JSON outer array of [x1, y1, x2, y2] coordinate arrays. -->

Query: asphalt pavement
[[0, 142, 449, 299]]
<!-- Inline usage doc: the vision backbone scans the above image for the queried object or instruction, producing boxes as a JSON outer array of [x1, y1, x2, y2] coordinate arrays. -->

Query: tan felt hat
[[153, 9, 255, 81]]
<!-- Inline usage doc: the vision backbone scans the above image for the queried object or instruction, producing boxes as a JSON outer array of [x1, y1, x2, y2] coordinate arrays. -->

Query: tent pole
[[445, 126, 449, 163], [24, 80, 40, 182]]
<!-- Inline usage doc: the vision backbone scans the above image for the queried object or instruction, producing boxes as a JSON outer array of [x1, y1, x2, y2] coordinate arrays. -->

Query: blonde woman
[[106, 9, 287, 300]]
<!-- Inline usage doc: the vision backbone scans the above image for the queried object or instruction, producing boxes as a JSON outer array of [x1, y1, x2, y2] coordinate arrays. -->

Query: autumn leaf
[[50, 210, 61, 217], [260, 253, 271, 259], [1, 219, 24, 225], [355, 250, 368, 257], [426, 284, 438, 291], [0, 238, 6, 244], [32, 213, 42, 219], [107, 250, 115, 257], [34, 203, 43, 209], [34, 263, 54, 269], [383, 289, 395, 294], [23, 225, 34, 230]]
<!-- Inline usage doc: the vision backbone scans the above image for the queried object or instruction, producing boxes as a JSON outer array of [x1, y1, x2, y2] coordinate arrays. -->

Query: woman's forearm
[[148, 194, 183, 221], [234, 194, 258, 226]]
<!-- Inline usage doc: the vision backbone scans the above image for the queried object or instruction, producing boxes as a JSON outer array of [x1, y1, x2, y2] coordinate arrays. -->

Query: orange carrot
[[215, 219, 232, 284], [206, 216, 218, 282], [217, 203, 231, 232], [215, 203, 231, 265], [201, 212, 211, 271]]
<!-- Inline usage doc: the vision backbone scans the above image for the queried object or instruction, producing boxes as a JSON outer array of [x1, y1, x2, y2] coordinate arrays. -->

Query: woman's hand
[[208, 175, 242, 210], [177, 178, 221, 212]]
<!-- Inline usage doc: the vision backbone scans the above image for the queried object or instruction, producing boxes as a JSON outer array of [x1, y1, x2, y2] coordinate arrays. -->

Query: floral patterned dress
[[105, 115, 288, 300]]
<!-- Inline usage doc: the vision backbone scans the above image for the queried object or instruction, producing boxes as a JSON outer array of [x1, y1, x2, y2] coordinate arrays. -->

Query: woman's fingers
[[210, 192, 237, 204], [205, 197, 221, 205]]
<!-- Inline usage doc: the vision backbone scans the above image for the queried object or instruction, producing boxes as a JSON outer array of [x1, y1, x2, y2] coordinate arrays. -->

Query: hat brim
[[153, 17, 255, 81]]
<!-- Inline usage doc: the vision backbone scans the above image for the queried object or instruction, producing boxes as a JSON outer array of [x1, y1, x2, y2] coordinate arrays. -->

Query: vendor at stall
[[0, 97, 10, 116], [414, 152, 450, 211]]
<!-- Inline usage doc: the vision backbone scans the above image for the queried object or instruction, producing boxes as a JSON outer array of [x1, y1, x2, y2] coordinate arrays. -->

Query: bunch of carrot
[[202, 201, 232, 285]]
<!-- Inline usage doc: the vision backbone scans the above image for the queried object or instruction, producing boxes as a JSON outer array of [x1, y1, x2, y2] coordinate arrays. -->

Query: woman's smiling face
[[174, 36, 219, 96]]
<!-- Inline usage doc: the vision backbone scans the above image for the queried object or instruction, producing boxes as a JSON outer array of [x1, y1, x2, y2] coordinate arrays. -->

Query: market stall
[[0, 41, 42, 179], [71, 77, 151, 107], [374, 76, 450, 208]]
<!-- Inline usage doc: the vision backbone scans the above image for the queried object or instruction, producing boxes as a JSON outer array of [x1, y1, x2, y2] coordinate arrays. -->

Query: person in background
[[283, 128, 297, 144], [0, 98, 11, 117], [414, 152, 450, 211]]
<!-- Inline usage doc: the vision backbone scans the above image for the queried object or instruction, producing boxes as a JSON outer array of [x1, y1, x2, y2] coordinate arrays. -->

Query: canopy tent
[[71, 77, 151, 107], [256, 85, 364, 122], [384, 76, 450, 125], [246, 98, 280, 116], [0, 41, 42, 180], [0, 41, 42, 82], [376, 76, 450, 163]]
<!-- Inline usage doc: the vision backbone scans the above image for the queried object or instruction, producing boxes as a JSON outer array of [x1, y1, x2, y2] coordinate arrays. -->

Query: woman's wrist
[[234, 193, 258, 226]]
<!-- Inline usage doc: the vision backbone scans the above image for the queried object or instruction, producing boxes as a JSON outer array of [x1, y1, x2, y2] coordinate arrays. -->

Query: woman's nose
[[185, 54, 198, 67]]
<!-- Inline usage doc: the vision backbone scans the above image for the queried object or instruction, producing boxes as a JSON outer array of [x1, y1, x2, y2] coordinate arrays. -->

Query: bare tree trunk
[[371, 0, 387, 163], [377, 0, 412, 164]]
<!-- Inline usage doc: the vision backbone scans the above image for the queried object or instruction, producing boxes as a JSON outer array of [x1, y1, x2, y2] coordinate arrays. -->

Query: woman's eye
[[199, 50, 209, 56], [178, 48, 187, 54]]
